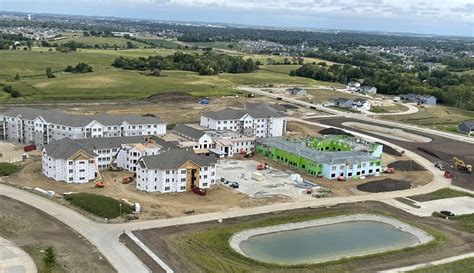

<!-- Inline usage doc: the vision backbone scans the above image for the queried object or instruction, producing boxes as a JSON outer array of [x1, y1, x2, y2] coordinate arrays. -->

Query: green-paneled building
[[256, 135, 383, 179]]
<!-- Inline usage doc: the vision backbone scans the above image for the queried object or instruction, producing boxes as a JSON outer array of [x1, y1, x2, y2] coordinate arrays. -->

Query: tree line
[[291, 63, 474, 110], [112, 52, 257, 75]]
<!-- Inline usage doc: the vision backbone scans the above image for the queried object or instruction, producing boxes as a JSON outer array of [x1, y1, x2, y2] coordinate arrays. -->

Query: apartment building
[[136, 148, 217, 193], [0, 107, 166, 146], [200, 104, 286, 138]]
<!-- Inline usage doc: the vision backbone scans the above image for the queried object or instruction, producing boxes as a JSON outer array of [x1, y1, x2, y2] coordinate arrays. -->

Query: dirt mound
[[357, 179, 412, 193], [388, 160, 426, 171], [319, 127, 353, 136], [376, 142, 402, 156], [417, 147, 440, 159], [148, 92, 196, 103]]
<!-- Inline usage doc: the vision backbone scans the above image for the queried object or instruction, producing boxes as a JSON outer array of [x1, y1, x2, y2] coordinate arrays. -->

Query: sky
[[1, 0, 473, 36]]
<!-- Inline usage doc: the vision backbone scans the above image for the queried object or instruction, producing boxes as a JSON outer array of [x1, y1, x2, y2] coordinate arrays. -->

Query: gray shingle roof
[[461, 120, 474, 129], [141, 148, 217, 170], [44, 138, 97, 159], [203, 105, 284, 121], [44, 136, 149, 159], [173, 124, 206, 140], [2, 107, 164, 127]]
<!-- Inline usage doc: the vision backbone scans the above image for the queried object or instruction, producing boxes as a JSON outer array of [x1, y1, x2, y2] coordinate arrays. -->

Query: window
[[68, 161, 73, 165], [165, 186, 170, 191], [331, 173, 336, 178], [69, 169, 73, 173], [180, 186, 186, 190], [202, 183, 208, 187]]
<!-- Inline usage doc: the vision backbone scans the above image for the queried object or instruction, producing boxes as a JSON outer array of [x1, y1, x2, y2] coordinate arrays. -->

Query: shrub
[[0, 163, 19, 176], [43, 246, 57, 269], [64, 193, 133, 218]]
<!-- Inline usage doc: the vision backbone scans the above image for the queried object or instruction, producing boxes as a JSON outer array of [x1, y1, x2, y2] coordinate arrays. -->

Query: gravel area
[[229, 214, 433, 261]]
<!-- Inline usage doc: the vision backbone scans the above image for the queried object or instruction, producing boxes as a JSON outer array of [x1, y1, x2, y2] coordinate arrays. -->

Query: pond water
[[238, 220, 420, 264]]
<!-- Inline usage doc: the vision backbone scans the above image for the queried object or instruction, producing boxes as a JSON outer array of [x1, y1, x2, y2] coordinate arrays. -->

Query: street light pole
[[119, 203, 122, 216]]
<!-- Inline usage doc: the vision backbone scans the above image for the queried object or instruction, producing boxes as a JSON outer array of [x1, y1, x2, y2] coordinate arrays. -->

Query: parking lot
[[419, 196, 474, 216], [217, 159, 323, 200]]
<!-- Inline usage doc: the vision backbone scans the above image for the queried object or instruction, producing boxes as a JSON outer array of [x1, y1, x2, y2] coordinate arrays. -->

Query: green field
[[65, 192, 133, 219], [410, 189, 474, 202], [0, 48, 319, 101], [259, 64, 302, 74], [382, 106, 474, 134], [408, 258, 474, 273], [58, 34, 149, 48]]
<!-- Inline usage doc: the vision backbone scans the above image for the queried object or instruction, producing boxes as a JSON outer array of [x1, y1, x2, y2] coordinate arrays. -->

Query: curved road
[[238, 86, 474, 144], [0, 116, 453, 273]]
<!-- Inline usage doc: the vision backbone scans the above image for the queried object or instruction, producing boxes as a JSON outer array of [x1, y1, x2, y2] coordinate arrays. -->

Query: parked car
[[434, 162, 445, 171], [440, 210, 455, 217], [229, 182, 239, 189]]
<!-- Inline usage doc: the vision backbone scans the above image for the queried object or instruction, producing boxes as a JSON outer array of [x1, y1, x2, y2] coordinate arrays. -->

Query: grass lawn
[[410, 189, 474, 202], [65, 192, 133, 219], [259, 64, 302, 74], [0, 49, 319, 101], [168, 210, 442, 273], [0, 162, 19, 176], [381, 106, 474, 134], [408, 258, 474, 273]]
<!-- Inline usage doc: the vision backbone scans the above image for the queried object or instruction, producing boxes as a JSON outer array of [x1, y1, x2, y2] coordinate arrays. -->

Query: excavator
[[453, 157, 472, 174]]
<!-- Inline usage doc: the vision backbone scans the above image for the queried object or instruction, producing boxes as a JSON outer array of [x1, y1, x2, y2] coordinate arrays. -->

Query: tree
[[43, 246, 57, 269], [46, 67, 55, 78], [10, 90, 21, 98], [126, 41, 134, 49], [14, 73, 20, 80]]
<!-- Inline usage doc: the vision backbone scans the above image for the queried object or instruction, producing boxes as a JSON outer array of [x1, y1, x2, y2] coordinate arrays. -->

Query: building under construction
[[256, 135, 383, 179]]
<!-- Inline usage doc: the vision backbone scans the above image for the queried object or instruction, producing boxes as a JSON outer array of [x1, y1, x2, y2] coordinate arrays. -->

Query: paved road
[[0, 237, 37, 273], [0, 117, 453, 272], [379, 252, 474, 273], [239, 86, 474, 144]]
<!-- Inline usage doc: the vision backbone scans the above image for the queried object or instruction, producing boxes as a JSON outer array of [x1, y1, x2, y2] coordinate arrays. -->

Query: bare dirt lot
[[0, 196, 115, 273], [0, 142, 27, 163], [133, 201, 474, 273], [249, 153, 432, 197], [316, 117, 474, 190], [5, 157, 289, 220]]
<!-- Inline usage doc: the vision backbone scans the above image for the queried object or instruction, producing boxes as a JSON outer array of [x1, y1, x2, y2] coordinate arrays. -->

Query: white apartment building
[[0, 107, 166, 146], [200, 103, 286, 138], [42, 136, 173, 184], [173, 124, 255, 157], [136, 149, 217, 193]]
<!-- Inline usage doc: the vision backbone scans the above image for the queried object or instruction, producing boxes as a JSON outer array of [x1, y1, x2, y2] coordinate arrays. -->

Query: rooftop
[[140, 148, 217, 170], [2, 107, 164, 127], [258, 137, 379, 165]]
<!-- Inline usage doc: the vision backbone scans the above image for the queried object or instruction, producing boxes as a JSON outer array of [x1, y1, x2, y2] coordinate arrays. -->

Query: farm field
[[0, 48, 319, 101], [58, 35, 149, 48], [381, 106, 474, 134]]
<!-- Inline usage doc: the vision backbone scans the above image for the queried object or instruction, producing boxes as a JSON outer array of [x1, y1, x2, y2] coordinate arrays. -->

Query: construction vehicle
[[192, 186, 208, 196], [383, 167, 395, 174], [453, 157, 472, 174], [434, 162, 445, 171], [122, 176, 134, 184], [337, 176, 346, 181], [23, 144, 36, 152], [257, 162, 269, 170], [444, 171, 454, 179], [244, 151, 254, 158], [95, 181, 105, 188]]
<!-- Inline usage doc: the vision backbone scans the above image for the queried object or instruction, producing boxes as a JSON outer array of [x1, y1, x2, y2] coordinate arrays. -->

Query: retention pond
[[230, 214, 432, 265]]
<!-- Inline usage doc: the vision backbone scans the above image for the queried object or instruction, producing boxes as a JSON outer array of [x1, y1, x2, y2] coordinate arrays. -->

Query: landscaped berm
[[64, 193, 133, 219]]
